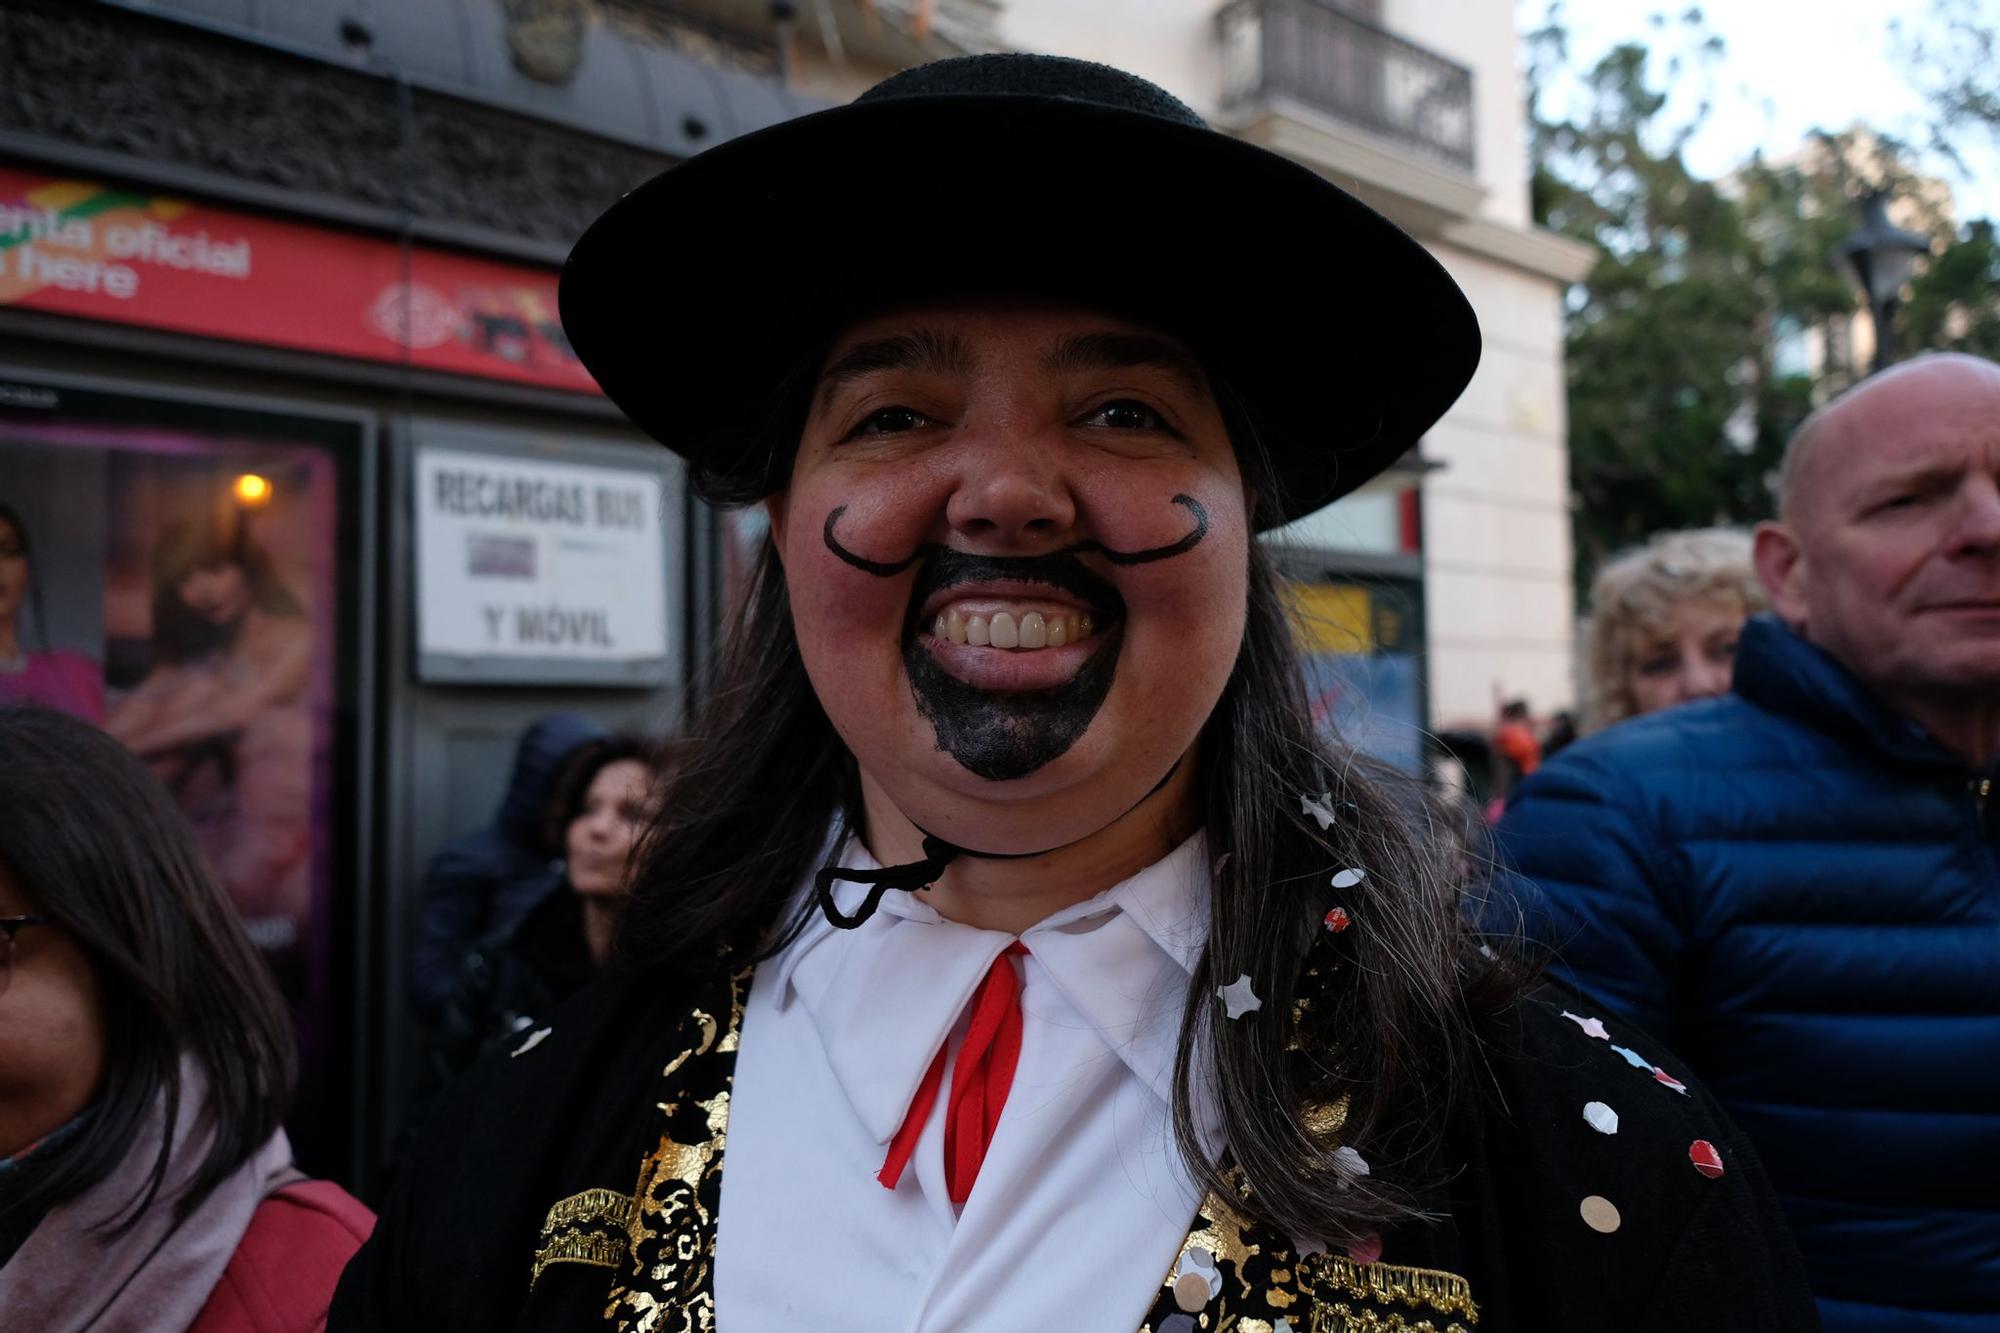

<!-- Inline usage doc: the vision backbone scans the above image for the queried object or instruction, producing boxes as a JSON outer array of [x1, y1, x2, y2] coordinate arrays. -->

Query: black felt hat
[[560, 54, 1480, 528]]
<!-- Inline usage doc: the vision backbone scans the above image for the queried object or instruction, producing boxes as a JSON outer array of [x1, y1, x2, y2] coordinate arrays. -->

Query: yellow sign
[[1287, 582, 1374, 655]]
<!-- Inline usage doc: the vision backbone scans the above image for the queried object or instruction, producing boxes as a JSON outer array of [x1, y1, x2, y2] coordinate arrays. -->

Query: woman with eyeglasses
[[0, 705, 370, 1331]]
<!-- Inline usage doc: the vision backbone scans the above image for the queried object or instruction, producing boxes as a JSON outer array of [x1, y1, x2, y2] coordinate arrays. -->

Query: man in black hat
[[334, 55, 1815, 1332]]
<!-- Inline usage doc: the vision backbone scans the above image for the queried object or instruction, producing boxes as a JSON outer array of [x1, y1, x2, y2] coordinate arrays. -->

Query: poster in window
[[0, 376, 359, 1165]]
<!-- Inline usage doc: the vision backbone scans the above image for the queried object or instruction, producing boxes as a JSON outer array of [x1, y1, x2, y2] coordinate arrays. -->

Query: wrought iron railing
[[1217, 0, 1475, 173]]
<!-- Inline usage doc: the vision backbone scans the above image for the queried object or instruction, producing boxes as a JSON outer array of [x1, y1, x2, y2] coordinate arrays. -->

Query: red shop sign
[[0, 165, 602, 395]]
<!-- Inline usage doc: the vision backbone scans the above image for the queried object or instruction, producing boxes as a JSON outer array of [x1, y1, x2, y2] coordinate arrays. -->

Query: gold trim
[[1303, 1256, 1480, 1321], [530, 1186, 639, 1287], [1310, 1301, 1475, 1332]]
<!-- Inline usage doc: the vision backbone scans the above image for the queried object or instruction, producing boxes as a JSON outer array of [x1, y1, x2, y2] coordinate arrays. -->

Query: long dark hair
[[620, 352, 1523, 1241], [541, 734, 678, 862], [0, 500, 52, 652], [148, 511, 303, 665], [0, 707, 295, 1232]]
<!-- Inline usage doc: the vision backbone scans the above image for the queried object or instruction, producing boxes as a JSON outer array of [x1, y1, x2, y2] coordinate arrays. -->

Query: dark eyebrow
[[814, 330, 974, 407], [1041, 330, 1210, 397]]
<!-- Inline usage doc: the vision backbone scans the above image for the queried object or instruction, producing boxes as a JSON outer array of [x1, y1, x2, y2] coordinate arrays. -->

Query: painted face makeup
[[821, 496, 1209, 780], [777, 302, 1250, 863]]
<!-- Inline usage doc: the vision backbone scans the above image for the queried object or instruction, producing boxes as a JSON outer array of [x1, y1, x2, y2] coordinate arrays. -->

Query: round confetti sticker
[[1323, 906, 1352, 933], [1689, 1140, 1725, 1179], [1580, 1195, 1622, 1234], [1346, 1232, 1384, 1266], [1582, 1101, 1619, 1135]]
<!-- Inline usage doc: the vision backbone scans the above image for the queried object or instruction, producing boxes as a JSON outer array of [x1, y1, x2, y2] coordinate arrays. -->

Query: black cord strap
[[813, 756, 1187, 931], [815, 833, 963, 929]]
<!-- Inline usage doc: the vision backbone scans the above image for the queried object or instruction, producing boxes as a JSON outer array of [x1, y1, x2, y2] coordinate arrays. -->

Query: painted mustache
[[821, 493, 1211, 580]]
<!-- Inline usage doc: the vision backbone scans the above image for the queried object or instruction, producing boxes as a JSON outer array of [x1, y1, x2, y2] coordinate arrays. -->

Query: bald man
[[1500, 353, 2000, 1332]]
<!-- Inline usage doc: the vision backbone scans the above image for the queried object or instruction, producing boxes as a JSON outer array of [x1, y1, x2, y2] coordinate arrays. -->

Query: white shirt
[[715, 832, 1218, 1332]]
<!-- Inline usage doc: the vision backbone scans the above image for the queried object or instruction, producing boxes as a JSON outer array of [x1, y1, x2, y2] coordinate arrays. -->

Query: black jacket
[[335, 956, 1818, 1332]]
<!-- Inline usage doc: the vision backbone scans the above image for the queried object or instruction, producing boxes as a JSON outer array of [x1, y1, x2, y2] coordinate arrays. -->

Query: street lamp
[[1840, 189, 1931, 375]]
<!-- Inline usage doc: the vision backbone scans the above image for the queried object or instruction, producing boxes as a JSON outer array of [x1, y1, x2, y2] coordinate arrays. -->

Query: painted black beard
[[903, 616, 1120, 781], [827, 496, 1208, 781]]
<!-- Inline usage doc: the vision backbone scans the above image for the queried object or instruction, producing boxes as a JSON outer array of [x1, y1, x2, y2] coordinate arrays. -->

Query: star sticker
[[1331, 867, 1366, 889], [1217, 974, 1262, 1019], [1301, 792, 1337, 831], [1561, 1010, 1610, 1040]]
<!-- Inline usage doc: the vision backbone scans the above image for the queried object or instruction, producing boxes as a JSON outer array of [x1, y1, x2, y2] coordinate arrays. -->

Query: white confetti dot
[[1331, 867, 1366, 889], [510, 1026, 552, 1058], [1583, 1101, 1619, 1135]]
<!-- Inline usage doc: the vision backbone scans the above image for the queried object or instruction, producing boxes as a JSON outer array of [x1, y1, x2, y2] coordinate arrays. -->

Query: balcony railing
[[1217, 0, 1475, 174]]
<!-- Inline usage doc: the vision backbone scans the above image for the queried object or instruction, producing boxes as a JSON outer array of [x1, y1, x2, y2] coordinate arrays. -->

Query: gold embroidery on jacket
[[1139, 1181, 1478, 1332], [603, 965, 751, 1333], [1302, 1256, 1478, 1320], [531, 1188, 639, 1285]]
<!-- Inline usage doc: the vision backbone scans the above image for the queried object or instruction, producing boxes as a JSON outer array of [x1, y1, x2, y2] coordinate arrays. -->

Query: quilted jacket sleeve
[[1496, 748, 1687, 1039]]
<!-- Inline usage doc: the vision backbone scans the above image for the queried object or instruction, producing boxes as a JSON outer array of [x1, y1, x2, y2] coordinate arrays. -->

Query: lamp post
[[1840, 189, 1931, 375]]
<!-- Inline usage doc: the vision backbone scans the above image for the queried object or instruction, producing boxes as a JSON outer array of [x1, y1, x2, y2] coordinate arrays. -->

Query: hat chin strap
[[813, 757, 1185, 930]]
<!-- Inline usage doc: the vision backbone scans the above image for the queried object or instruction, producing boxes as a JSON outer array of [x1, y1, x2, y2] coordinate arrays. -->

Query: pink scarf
[[0, 1060, 299, 1333]]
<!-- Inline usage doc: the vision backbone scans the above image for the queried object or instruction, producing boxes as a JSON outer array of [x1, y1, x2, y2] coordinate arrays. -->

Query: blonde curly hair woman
[[1581, 527, 1767, 732]]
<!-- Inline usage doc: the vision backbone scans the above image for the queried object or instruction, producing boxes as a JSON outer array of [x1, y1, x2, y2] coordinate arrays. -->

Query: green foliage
[[1528, 4, 1998, 589]]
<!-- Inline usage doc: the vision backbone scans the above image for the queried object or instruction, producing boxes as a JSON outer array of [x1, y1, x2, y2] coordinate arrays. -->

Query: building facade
[[2, 0, 1585, 1183]]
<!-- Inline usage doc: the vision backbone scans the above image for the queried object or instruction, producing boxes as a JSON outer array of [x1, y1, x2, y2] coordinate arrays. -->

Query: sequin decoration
[[510, 1026, 552, 1058], [1579, 1195, 1622, 1234], [1560, 1010, 1610, 1041], [1331, 867, 1366, 889], [1582, 1101, 1619, 1135], [1218, 974, 1263, 1019], [1323, 906, 1352, 933], [1609, 1043, 1652, 1070], [1689, 1140, 1725, 1178]]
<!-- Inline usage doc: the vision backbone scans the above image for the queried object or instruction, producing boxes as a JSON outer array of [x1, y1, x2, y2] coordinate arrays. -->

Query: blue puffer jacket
[[1498, 616, 2000, 1332]]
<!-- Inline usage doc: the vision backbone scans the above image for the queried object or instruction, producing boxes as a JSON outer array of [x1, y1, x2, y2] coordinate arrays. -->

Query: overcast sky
[[1531, 0, 2000, 223]]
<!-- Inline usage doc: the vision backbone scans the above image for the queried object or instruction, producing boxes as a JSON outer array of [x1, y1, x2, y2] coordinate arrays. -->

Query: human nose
[[1681, 657, 1731, 701], [1948, 477, 2000, 554], [942, 430, 1078, 548]]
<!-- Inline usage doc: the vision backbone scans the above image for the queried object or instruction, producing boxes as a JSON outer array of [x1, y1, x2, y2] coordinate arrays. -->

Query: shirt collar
[[774, 831, 1211, 1146]]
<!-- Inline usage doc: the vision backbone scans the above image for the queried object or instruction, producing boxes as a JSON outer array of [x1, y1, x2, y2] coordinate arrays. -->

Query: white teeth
[[929, 606, 1098, 651]]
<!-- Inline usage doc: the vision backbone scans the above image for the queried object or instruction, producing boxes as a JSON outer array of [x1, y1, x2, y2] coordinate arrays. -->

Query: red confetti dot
[[1323, 906, 1351, 933], [1689, 1140, 1724, 1179], [1346, 1232, 1383, 1265]]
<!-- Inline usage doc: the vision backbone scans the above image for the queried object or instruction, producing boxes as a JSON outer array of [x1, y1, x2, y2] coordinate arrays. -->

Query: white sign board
[[415, 445, 671, 679]]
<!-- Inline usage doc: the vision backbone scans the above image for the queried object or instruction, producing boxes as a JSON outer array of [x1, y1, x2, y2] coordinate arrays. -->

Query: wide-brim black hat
[[561, 54, 1480, 528]]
